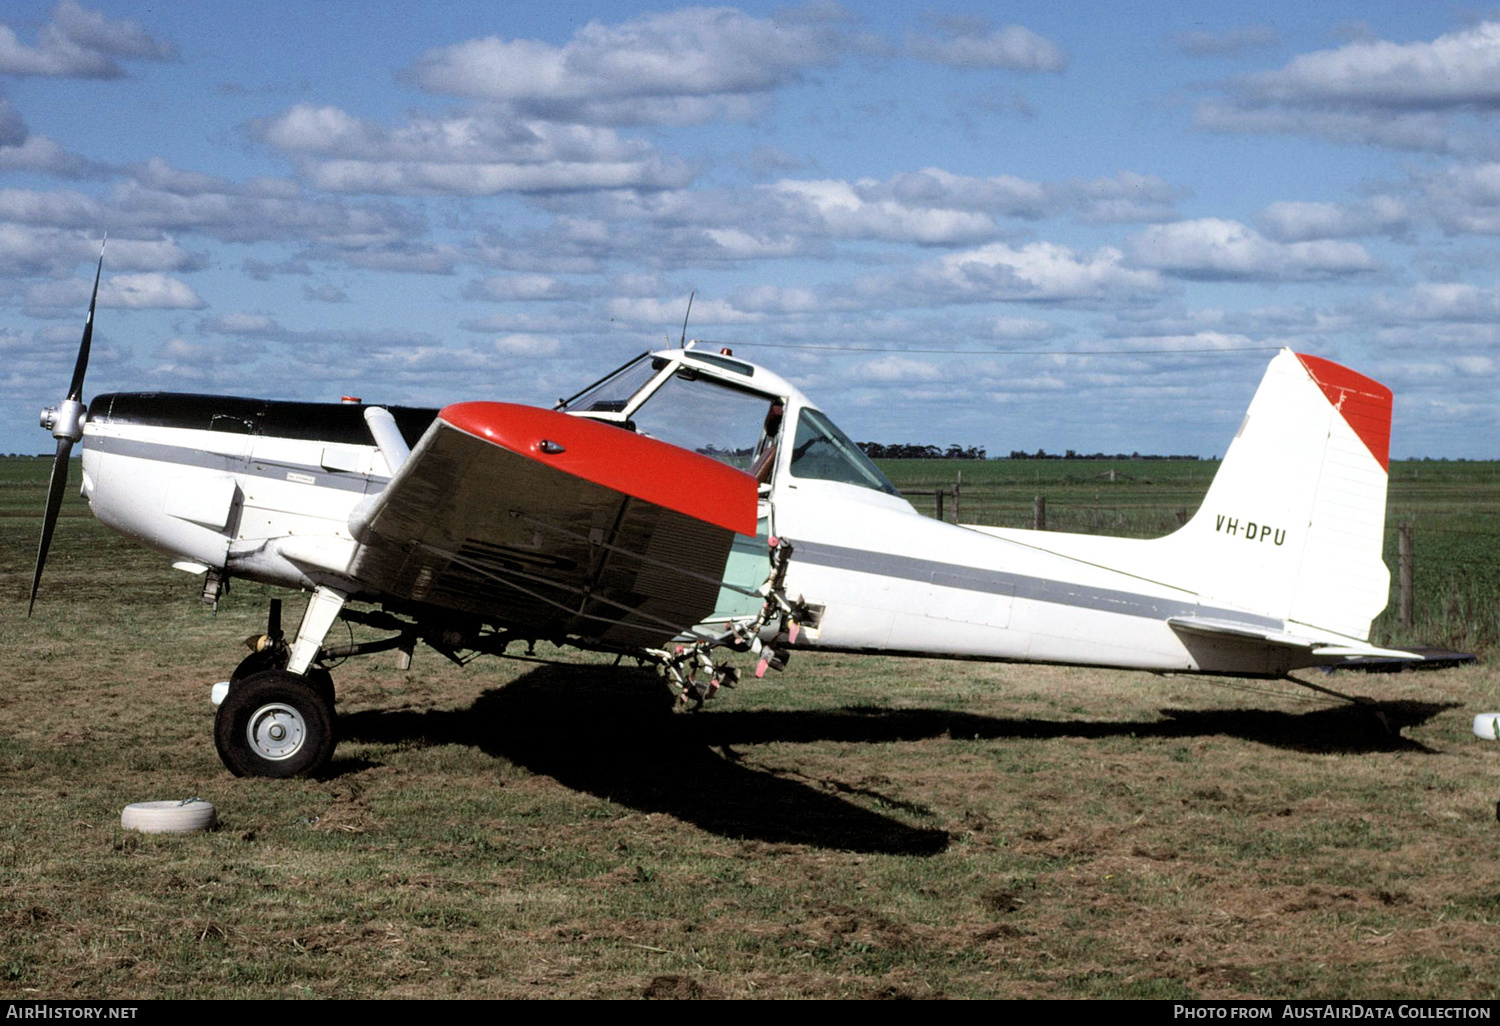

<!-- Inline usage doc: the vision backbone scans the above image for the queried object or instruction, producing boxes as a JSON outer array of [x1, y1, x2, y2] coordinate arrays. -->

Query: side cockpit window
[[558, 353, 661, 414], [788, 408, 901, 495]]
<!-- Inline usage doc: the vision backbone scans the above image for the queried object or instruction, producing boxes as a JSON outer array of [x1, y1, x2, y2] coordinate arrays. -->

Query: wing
[[348, 402, 759, 650]]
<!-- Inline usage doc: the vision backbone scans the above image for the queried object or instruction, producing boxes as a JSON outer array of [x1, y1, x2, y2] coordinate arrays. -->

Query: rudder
[[1167, 350, 1392, 640]]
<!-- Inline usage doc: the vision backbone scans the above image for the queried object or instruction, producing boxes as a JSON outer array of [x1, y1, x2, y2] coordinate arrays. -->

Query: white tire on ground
[[120, 799, 217, 834]]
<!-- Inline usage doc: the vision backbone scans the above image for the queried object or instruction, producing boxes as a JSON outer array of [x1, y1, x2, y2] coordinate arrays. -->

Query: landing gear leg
[[288, 586, 347, 675]]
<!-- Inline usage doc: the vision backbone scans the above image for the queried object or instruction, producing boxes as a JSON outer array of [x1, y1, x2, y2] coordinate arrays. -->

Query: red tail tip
[[1295, 353, 1392, 472]]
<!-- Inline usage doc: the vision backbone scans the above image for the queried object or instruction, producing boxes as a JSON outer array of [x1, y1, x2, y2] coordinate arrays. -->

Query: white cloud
[[772, 178, 998, 244], [1405, 283, 1500, 322], [771, 168, 1183, 239], [1194, 101, 1481, 155], [86, 159, 425, 254], [333, 244, 460, 275], [1069, 172, 1187, 224], [1196, 22, 1500, 154], [473, 274, 572, 302], [0, 2, 175, 78], [26, 272, 203, 310], [908, 240, 1166, 303], [984, 316, 1066, 340], [405, 7, 854, 125], [258, 106, 646, 165], [493, 333, 561, 356], [1128, 218, 1378, 281], [256, 105, 691, 195], [103, 273, 204, 310], [202, 312, 281, 336], [606, 296, 763, 325], [699, 227, 806, 259], [1257, 197, 1409, 241], [855, 355, 944, 382], [0, 225, 198, 276], [302, 284, 347, 304], [1422, 162, 1500, 233], [0, 95, 109, 177], [907, 21, 1068, 72], [1240, 21, 1500, 111], [306, 158, 688, 196], [877, 167, 1055, 218], [1453, 354, 1499, 375], [729, 284, 820, 314], [0, 132, 105, 177]]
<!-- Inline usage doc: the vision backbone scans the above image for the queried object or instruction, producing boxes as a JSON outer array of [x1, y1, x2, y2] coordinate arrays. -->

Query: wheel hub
[[246, 703, 306, 761]]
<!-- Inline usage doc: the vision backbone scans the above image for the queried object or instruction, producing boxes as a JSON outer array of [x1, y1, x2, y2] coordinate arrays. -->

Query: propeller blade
[[68, 237, 105, 402], [27, 436, 75, 616], [31, 236, 104, 616]]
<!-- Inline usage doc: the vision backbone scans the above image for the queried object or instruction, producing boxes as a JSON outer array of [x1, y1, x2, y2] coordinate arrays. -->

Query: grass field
[[2, 456, 1498, 999]]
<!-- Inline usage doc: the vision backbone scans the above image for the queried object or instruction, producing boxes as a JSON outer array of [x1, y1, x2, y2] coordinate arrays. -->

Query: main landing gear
[[213, 591, 345, 779], [214, 670, 337, 779]]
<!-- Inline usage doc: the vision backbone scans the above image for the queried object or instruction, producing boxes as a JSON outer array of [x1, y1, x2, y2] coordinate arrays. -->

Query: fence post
[[1033, 495, 1046, 531], [953, 470, 961, 523], [1398, 521, 1414, 629], [935, 488, 945, 522]]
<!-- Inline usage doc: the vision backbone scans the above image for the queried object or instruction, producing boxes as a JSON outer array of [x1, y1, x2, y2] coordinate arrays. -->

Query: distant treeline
[[1006, 449, 1203, 461], [857, 443, 988, 460], [853, 443, 1205, 461]]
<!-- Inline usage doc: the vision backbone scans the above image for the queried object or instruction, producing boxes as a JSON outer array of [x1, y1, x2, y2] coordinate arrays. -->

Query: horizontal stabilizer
[[1166, 615, 1419, 662]]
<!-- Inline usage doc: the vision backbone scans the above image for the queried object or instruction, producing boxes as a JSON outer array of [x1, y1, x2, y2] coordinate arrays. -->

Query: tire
[[121, 799, 217, 833], [231, 651, 335, 709], [231, 648, 282, 681], [214, 670, 337, 779]]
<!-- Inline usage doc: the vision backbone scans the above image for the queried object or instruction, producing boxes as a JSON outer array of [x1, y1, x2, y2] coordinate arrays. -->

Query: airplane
[[29, 248, 1415, 779]]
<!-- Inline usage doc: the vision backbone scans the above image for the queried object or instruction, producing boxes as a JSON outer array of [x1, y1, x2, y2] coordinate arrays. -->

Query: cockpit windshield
[[630, 368, 778, 470], [560, 353, 782, 472], [788, 408, 901, 495]]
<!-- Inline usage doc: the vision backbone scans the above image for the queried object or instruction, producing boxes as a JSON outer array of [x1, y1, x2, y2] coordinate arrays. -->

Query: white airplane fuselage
[[74, 344, 1402, 682]]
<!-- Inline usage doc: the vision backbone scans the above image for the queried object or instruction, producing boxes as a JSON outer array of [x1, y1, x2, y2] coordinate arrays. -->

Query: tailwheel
[[214, 670, 337, 778]]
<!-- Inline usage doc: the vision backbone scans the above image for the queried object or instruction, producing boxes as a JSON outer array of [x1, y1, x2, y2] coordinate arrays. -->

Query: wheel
[[214, 670, 337, 778], [231, 651, 335, 709]]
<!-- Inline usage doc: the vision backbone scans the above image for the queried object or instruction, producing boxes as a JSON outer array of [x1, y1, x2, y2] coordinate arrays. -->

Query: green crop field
[[2, 456, 1498, 1000]]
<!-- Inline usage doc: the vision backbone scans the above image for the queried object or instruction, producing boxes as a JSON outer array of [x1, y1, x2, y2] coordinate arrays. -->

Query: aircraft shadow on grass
[[334, 664, 1452, 854]]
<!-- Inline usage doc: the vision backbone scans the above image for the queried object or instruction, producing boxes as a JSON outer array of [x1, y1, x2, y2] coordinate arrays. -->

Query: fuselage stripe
[[86, 435, 385, 494], [789, 539, 1284, 629]]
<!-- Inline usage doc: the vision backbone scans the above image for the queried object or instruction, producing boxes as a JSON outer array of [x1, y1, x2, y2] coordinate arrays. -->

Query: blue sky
[[3, 2, 1498, 457]]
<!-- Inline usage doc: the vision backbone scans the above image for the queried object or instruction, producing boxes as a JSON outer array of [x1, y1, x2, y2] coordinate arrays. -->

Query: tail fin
[[1171, 349, 1392, 640]]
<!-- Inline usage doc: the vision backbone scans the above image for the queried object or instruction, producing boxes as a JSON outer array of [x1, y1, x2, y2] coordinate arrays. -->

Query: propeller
[[29, 238, 105, 616]]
